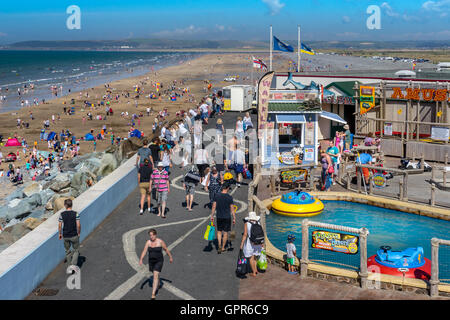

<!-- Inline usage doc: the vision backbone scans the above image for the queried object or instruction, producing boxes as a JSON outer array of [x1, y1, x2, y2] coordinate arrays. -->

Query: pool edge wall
[[0, 155, 138, 300], [262, 192, 450, 295]]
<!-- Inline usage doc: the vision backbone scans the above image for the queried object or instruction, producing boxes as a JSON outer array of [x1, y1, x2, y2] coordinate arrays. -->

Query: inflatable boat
[[271, 191, 324, 217], [367, 246, 431, 280]]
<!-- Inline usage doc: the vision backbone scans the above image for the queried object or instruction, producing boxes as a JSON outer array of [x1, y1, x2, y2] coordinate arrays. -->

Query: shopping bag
[[203, 223, 216, 241], [257, 249, 268, 271], [236, 250, 248, 278]]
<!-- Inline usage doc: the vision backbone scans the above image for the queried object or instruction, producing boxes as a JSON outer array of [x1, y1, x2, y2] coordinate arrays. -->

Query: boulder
[[70, 169, 96, 196], [23, 193, 42, 208], [23, 183, 42, 197], [5, 200, 33, 220], [53, 196, 74, 213], [129, 136, 144, 148], [118, 139, 139, 160], [105, 145, 118, 154], [5, 187, 25, 202], [49, 180, 71, 192], [97, 153, 118, 177], [77, 157, 102, 174], [23, 217, 45, 230], [8, 198, 22, 208], [0, 223, 31, 245], [0, 206, 8, 220], [29, 209, 46, 220], [45, 199, 54, 211], [39, 189, 55, 205]]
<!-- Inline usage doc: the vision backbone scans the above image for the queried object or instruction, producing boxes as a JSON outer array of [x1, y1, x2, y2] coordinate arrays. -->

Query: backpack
[[249, 222, 265, 245]]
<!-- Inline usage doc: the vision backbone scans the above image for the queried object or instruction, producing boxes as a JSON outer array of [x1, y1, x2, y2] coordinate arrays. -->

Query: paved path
[[27, 111, 253, 300]]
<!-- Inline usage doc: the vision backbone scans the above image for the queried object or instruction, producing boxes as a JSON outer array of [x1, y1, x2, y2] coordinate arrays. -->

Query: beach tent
[[130, 129, 142, 139], [46, 132, 56, 141], [5, 138, 21, 147], [85, 133, 95, 141]]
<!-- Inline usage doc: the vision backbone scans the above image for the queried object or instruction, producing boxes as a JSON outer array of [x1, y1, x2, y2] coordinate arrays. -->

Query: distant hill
[[5, 39, 450, 51]]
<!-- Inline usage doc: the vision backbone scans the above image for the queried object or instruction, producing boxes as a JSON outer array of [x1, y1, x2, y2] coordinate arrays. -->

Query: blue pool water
[[266, 201, 450, 276]]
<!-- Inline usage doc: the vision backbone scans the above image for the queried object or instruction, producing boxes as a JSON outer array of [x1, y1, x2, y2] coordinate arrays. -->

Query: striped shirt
[[151, 169, 169, 192]]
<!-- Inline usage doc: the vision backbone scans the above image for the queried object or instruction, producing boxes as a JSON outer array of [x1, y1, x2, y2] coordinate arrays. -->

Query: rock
[[45, 199, 54, 211], [29, 209, 46, 220], [23, 193, 42, 208], [129, 136, 144, 148], [105, 145, 118, 154], [39, 189, 55, 205], [5, 200, 33, 220], [97, 153, 118, 177], [70, 168, 96, 195], [23, 217, 45, 230], [5, 187, 25, 202], [77, 157, 102, 174], [0, 223, 31, 245], [53, 196, 74, 213], [8, 198, 22, 208], [49, 180, 71, 192], [23, 182, 42, 197], [118, 139, 139, 160], [0, 206, 7, 220]]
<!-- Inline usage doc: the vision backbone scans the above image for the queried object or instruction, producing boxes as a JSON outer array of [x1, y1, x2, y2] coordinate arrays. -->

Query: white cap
[[245, 211, 260, 221]]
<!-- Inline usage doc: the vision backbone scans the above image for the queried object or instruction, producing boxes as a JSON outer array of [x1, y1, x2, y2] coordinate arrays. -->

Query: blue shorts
[[234, 164, 244, 174], [201, 112, 208, 120]]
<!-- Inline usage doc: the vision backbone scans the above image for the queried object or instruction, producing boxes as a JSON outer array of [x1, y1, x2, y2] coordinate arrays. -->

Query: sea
[[0, 50, 201, 113]]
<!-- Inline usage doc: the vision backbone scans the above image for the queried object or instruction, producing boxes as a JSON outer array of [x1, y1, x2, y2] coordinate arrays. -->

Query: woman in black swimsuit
[[139, 229, 173, 299]]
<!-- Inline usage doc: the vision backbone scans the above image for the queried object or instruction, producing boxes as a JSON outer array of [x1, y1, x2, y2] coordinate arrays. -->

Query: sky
[[0, 0, 449, 44]]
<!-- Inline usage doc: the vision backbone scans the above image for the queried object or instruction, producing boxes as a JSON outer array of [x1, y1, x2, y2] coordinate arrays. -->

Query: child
[[286, 234, 298, 275]]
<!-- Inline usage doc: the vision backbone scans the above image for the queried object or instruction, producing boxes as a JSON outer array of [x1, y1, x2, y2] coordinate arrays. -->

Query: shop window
[[278, 123, 303, 145]]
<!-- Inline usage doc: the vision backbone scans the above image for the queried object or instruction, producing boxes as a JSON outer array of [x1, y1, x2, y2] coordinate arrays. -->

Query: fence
[[337, 156, 450, 209], [431, 238, 450, 297]]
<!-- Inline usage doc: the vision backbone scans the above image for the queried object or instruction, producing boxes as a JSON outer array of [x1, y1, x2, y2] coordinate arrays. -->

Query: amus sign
[[391, 88, 450, 102]]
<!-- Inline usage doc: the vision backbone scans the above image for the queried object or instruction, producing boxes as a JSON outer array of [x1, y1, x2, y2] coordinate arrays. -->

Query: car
[[5, 152, 17, 162]]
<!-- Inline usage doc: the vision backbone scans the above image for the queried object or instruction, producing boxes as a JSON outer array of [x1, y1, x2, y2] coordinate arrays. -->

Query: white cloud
[[215, 25, 225, 31], [342, 16, 351, 23], [381, 2, 399, 17], [152, 25, 206, 38], [422, 0, 450, 11], [381, 2, 419, 21], [262, 0, 285, 15]]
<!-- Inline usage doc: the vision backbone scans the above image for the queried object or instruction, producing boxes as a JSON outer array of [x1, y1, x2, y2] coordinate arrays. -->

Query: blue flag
[[273, 36, 294, 52], [301, 43, 315, 55]]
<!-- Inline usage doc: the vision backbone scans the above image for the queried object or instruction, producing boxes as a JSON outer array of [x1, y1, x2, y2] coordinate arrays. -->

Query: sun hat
[[224, 172, 234, 180], [245, 211, 260, 222], [157, 162, 164, 167]]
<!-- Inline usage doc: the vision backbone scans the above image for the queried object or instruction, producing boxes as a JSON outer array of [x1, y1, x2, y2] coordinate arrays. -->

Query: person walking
[[210, 183, 236, 254], [239, 211, 263, 277], [138, 158, 153, 215], [205, 166, 222, 209], [149, 162, 170, 218], [139, 229, 173, 300], [58, 199, 81, 267], [243, 112, 254, 132], [183, 166, 200, 211], [160, 143, 172, 175], [136, 138, 154, 168], [216, 118, 224, 145]]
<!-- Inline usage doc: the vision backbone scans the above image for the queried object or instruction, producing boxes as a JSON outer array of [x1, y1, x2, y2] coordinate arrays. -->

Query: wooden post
[[300, 219, 309, 279], [346, 172, 351, 190], [431, 183, 436, 207], [412, 152, 416, 162], [444, 170, 447, 188], [445, 153, 448, 166], [416, 99, 420, 141], [430, 238, 440, 297], [432, 165, 436, 182], [357, 168, 362, 194], [403, 173, 408, 202], [399, 180, 404, 201], [369, 175, 373, 195], [359, 228, 369, 290]]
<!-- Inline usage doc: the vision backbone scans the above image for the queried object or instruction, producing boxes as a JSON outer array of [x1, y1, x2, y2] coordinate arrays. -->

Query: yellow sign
[[311, 230, 359, 255], [360, 86, 376, 115], [224, 99, 231, 111]]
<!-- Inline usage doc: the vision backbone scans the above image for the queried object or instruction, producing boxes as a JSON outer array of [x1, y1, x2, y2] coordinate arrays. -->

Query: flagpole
[[270, 25, 273, 71], [297, 25, 301, 73]]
